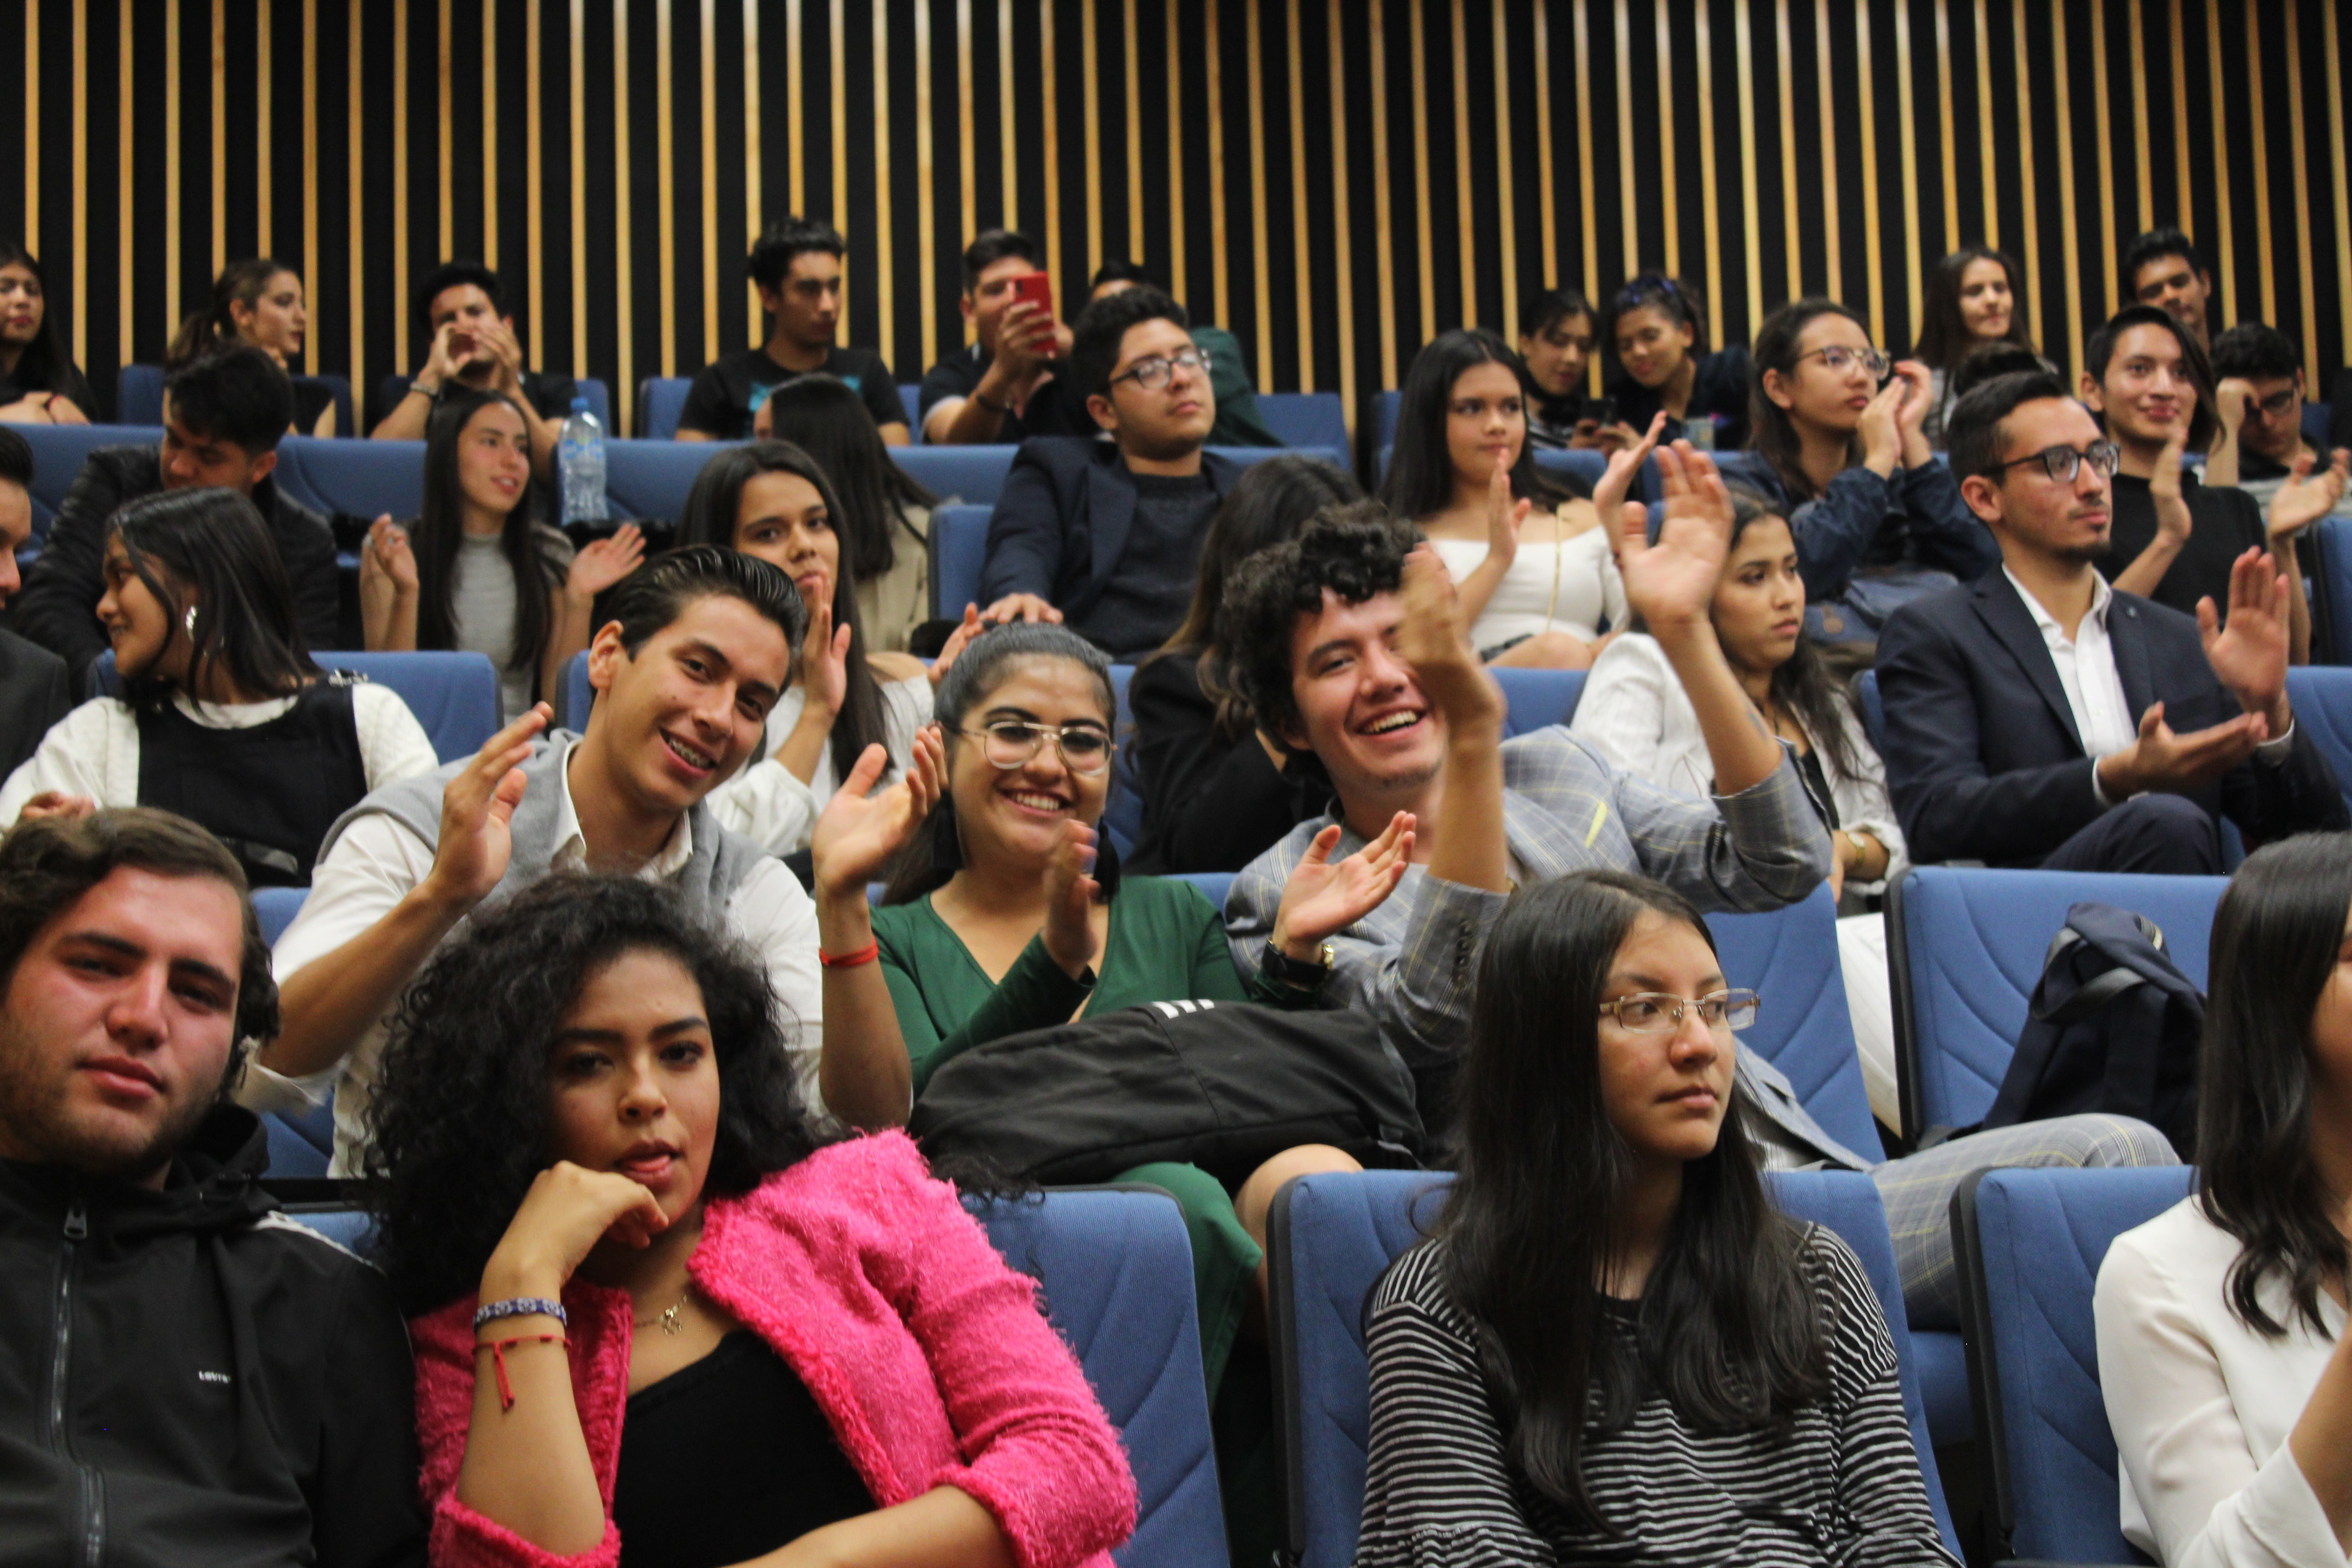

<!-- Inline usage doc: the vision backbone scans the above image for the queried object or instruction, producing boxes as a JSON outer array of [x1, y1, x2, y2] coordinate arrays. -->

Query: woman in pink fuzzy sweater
[[365, 873, 1136, 1568]]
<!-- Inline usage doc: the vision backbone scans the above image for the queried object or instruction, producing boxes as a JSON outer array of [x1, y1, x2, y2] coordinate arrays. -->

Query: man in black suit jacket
[[977, 286, 1241, 658], [1877, 369, 2347, 871], [0, 429, 70, 778]]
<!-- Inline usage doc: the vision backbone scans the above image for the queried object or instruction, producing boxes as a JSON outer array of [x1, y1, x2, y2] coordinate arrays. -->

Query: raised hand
[[2268, 447, 2351, 542], [19, 791, 95, 822], [1396, 545, 1502, 729], [977, 591, 1063, 627], [809, 726, 946, 897], [1619, 442, 1735, 637], [2214, 377, 2254, 436], [422, 703, 548, 911], [1891, 359, 1936, 461], [365, 515, 418, 593], [2099, 700, 2267, 797], [2146, 422, 2195, 553], [798, 596, 854, 720], [1271, 812, 1416, 951], [927, 604, 986, 689], [480, 1160, 674, 1299], [475, 317, 528, 393], [1592, 412, 1669, 524], [2199, 547, 2293, 727], [1857, 378, 1907, 472], [1483, 455, 1532, 569], [566, 524, 646, 601], [1039, 818, 1102, 979], [419, 319, 467, 391]]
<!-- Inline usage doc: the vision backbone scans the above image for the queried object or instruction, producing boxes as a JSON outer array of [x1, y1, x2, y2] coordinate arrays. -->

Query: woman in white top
[[1573, 422, 1907, 1126], [0, 488, 438, 884], [1379, 328, 1623, 668], [677, 441, 971, 856], [2096, 832, 2352, 1568]]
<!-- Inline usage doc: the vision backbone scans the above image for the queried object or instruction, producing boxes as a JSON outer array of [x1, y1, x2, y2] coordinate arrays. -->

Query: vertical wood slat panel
[[2204, 0, 2234, 322], [2089, 0, 2115, 323], [22, 0, 34, 261], [1247, 0, 1271, 387], [614, 0, 634, 429], [2243, 2, 2274, 325], [699, 0, 717, 367], [656, 0, 675, 380], [2324, 0, 2351, 377], [1492, 0, 1515, 339], [1450, 0, 1474, 323], [2051, 2, 2083, 378], [1326, 0, 1354, 426], [870, 0, 890, 372], [745, 0, 760, 344], [1369, 0, 1396, 390], [568, 0, 587, 381], [2283, 0, 2316, 383], [1288, 0, 1311, 388], [73, 0, 87, 375], [2013, 0, 2041, 352], [1533, 1, 1556, 297]]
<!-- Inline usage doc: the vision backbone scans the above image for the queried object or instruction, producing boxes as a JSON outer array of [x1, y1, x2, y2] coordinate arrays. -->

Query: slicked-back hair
[[1948, 343, 2049, 405], [107, 487, 319, 709], [1912, 246, 2037, 373], [960, 229, 1039, 294], [1069, 285, 1190, 402], [0, 422, 31, 490], [2123, 226, 2205, 292], [603, 543, 807, 660], [748, 216, 848, 291], [1945, 369, 2075, 484], [2212, 323, 2302, 383], [1380, 328, 1581, 521], [162, 346, 296, 456], [1219, 500, 1420, 745], [2085, 304, 2218, 452]]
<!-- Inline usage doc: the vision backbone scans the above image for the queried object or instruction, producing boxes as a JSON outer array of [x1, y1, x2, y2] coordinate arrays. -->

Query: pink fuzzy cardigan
[[410, 1131, 1137, 1568]]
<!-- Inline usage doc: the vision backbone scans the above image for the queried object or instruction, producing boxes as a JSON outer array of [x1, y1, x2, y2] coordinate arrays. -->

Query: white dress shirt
[[703, 674, 932, 855]]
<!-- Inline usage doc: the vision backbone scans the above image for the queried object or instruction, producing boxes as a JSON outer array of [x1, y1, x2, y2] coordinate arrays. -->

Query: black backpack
[[1980, 902, 2205, 1158]]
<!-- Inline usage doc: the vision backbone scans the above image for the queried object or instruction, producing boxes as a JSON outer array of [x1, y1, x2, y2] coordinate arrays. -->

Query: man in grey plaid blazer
[[1222, 444, 2173, 1326]]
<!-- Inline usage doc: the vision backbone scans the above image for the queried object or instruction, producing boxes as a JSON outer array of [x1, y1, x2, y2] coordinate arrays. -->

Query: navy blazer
[[1875, 570, 2349, 867], [977, 437, 1244, 627]]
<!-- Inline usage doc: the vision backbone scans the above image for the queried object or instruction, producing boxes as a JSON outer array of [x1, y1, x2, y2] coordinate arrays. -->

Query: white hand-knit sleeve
[[0, 698, 136, 825], [702, 756, 824, 856], [349, 683, 444, 788]]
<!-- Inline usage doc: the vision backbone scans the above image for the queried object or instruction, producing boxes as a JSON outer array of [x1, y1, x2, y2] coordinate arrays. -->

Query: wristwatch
[[1260, 937, 1336, 990]]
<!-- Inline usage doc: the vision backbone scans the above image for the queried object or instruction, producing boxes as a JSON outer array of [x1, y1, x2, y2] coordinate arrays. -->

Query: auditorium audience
[[1221, 471, 2173, 1321], [2211, 322, 2352, 527], [1912, 245, 2040, 448], [13, 347, 339, 679], [979, 286, 1235, 657], [920, 229, 1087, 446], [679, 217, 908, 444], [250, 547, 929, 1171], [1380, 328, 1620, 669], [755, 374, 936, 651], [2126, 226, 2218, 351], [1877, 370, 2349, 872], [1746, 298, 1998, 648], [1354, 871, 1958, 1567], [366, 873, 1132, 1568], [1128, 454, 1355, 874], [2098, 831, 2352, 1568], [1606, 273, 1754, 450], [0, 488, 436, 883], [1089, 259, 1283, 449], [166, 258, 338, 435], [1518, 286, 1632, 451], [0, 427, 70, 778], [0, 808, 427, 1564], [370, 260, 578, 476], [0, 242, 95, 423], [357, 387, 645, 722]]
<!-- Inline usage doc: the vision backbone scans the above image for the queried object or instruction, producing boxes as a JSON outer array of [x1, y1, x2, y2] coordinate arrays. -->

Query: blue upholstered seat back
[[2284, 664, 2352, 818], [18, 423, 165, 541]]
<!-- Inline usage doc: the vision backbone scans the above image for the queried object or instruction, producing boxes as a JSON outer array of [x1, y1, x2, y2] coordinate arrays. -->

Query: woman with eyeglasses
[[1353, 871, 1957, 1567], [1605, 274, 1755, 451], [1747, 298, 1999, 650]]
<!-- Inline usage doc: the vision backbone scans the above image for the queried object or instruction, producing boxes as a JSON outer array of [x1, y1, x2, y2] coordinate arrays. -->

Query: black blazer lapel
[[1971, 574, 2085, 751], [2106, 595, 2161, 721]]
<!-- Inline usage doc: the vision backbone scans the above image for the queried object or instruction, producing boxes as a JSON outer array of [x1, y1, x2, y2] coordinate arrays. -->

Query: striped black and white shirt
[[1353, 1228, 1958, 1568]]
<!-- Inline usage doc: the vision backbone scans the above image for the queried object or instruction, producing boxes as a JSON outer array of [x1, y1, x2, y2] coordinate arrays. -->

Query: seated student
[[1354, 872, 1959, 1567], [0, 808, 426, 1563], [1129, 454, 1357, 875], [2211, 322, 2352, 527], [166, 258, 338, 436], [758, 374, 936, 651], [1220, 475, 2173, 1323], [250, 546, 936, 1171], [980, 286, 1239, 657], [13, 347, 339, 680], [358, 387, 644, 722], [920, 229, 1088, 446], [0, 427, 71, 777], [369, 260, 579, 477], [678, 217, 908, 444], [1518, 285, 1634, 451], [368, 873, 1134, 1568], [1746, 298, 1999, 647], [1380, 328, 1622, 669], [2098, 832, 2352, 1568], [1605, 273, 1754, 450], [1089, 259, 1282, 449], [1913, 245, 2042, 448], [2125, 226, 2217, 352], [675, 440, 951, 856], [0, 241, 95, 423], [0, 488, 437, 883], [1877, 370, 2350, 873]]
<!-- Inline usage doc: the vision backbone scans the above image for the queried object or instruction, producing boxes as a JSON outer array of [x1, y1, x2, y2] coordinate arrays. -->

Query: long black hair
[[1380, 328, 1582, 521], [1912, 246, 2036, 373], [676, 439, 894, 785], [166, 257, 299, 368], [413, 386, 567, 686], [106, 487, 319, 710], [0, 242, 78, 394], [1748, 298, 1872, 502], [1436, 872, 1828, 1527], [1607, 272, 1708, 371], [761, 374, 936, 584], [2198, 831, 2352, 1340], [363, 873, 823, 1316], [1715, 491, 1863, 784]]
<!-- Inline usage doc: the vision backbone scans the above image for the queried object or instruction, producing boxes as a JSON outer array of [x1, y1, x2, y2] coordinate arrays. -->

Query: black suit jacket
[[0, 627, 70, 781], [1876, 570, 2349, 866], [977, 437, 1244, 629]]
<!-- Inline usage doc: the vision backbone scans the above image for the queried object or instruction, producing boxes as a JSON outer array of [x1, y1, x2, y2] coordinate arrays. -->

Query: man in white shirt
[[1876, 370, 2348, 871], [248, 548, 926, 1172]]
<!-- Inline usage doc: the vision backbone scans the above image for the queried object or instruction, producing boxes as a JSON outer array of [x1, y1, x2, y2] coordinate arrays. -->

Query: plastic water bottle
[[557, 397, 609, 524]]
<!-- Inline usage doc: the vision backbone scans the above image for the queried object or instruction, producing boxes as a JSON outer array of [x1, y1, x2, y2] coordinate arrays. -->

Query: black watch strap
[[1260, 938, 1334, 990]]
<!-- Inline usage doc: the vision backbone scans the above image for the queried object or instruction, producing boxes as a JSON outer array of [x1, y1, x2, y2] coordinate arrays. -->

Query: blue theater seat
[[1490, 667, 1586, 735], [898, 384, 921, 434], [892, 445, 1020, 506], [1256, 391, 1350, 460], [564, 648, 595, 732], [17, 423, 161, 543], [930, 503, 993, 619], [605, 437, 727, 523], [2284, 665, 2352, 817], [1856, 668, 1886, 752], [117, 364, 166, 426], [2304, 399, 2332, 450], [271, 436, 426, 520], [1102, 663, 1140, 859], [1172, 870, 1233, 912], [1370, 389, 1401, 456], [637, 376, 694, 440], [90, 647, 500, 765], [2316, 518, 2352, 662]]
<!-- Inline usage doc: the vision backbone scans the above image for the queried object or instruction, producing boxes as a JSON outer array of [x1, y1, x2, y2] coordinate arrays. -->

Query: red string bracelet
[[475, 1333, 568, 1411], [819, 939, 880, 969]]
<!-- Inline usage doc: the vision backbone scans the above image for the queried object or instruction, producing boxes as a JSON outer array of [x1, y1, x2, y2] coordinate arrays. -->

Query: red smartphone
[[1009, 273, 1056, 354]]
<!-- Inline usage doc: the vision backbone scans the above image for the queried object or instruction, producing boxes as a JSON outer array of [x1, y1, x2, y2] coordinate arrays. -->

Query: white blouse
[[1428, 524, 1627, 654], [704, 672, 933, 855], [2096, 1196, 2350, 1568]]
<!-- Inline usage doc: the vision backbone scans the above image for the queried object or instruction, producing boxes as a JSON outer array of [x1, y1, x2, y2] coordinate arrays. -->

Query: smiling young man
[[253, 547, 922, 1174], [0, 808, 426, 1566], [368, 261, 579, 477], [13, 347, 338, 680], [976, 286, 1238, 657], [2123, 227, 2217, 350]]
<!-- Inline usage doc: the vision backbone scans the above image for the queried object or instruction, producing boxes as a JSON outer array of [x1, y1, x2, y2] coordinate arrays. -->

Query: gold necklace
[[632, 1282, 692, 1336]]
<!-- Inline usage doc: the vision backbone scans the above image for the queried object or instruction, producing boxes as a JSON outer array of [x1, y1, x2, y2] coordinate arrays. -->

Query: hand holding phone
[[1006, 274, 1058, 359]]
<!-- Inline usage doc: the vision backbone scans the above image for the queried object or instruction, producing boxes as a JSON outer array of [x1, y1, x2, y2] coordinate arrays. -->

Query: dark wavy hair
[[760, 376, 936, 584], [1381, 329, 1582, 521], [107, 487, 319, 710], [675, 439, 892, 783], [748, 216, 848, 292], [1435, 871, 1828, 1527], [1220, 500, 1421, 746], [413, 386, 568, 687], [2197, 832, 2352, 1340], [1912, 246, 2036, 374], [1748, 298, 1873, 502], [362, 873, 822, 1316], [167, 258, 299, 368], [2086, 304, 2219, 454], [0, 242, 80, 400], [1069, 284, 1191, 404]]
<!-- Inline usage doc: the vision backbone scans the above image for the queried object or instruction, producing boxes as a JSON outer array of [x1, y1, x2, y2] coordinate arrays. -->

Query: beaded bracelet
[[473, 1296, 567, 1333], [474, 1334, 568, 1411]]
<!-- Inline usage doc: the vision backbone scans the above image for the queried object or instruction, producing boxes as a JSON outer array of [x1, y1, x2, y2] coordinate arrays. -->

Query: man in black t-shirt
[[2210, 323, 2352, 529], [368, 260, 579, 478], [918, 230, 1088, 446], [676, 217, 907, 443]]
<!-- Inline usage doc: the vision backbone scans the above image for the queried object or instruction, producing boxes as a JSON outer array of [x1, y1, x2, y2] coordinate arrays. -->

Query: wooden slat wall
[[3, 0, 2343, 431]]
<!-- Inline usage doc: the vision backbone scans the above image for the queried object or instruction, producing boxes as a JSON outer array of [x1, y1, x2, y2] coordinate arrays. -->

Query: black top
[[2102, 470, 2267, 622], [679, 346, 903, 440], [1127, 648, 1334, 874], [916, 345, 1090, 442], [134, 679, 370, 888], [1069, 469, 1216, 657], [291, 376, 337, 435], [1607, 345, 1755, 449], [0, 626, 70, 780], [611, 1330, 875, 1568], [0, 357, 98, 420], [1524, 386, 1599, 450]]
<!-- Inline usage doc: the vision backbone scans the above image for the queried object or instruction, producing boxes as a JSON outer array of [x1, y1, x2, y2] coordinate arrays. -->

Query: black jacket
[[1126, 649, 1332, 874], [0, 1106, 426, 1568], [1876, 570, 2350, 866], [1607, 345, 1756, 450], [0, 627, 71, 779], [10, 445, 341, 683]]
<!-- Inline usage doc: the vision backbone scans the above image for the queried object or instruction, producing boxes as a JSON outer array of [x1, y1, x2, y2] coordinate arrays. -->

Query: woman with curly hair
[[365, 872, 1136, 1568]]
